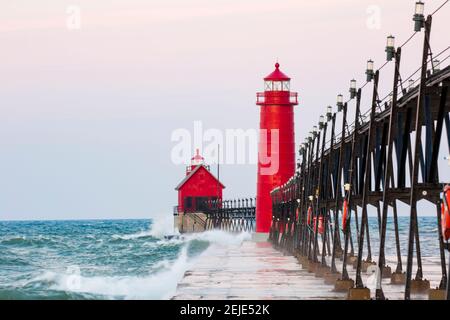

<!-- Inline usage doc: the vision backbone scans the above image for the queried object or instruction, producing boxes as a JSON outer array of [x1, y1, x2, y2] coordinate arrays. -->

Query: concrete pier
[[173, 238, 445, 300]]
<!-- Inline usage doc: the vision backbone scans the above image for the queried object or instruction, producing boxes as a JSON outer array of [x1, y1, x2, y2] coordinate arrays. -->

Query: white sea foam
[[27, 229, 250, 299], [148, 214, 179, 238], [112, 214, 251, 246], [112, 230, 154, 240], [112, 214, 178, 240], [150, 229, 251, 249], [30, 246, 191, 300], [184, 229, 251, 246]]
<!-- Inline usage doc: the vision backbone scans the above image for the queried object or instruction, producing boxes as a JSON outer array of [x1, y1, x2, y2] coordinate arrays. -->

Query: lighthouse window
[[273, 81, 282, 91], [184, 197, 193, 209], [264, 80, 289, 91]]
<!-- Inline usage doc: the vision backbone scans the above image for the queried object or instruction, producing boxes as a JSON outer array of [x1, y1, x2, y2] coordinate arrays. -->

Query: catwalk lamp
[[313, 126, 318, 138], [366, 60, 374, 82], [349, 79, 357, 99], [337, 94, 344, 111], [413, 1, 425, 32], [326, 106, 333, 121], [408, 79, 415, 91], [319, 115, 325, 129], [385, 35, 395, 61], [433, 59, 441, 73]]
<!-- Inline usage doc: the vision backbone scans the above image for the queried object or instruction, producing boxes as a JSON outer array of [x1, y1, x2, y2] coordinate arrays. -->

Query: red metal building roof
[[264, 62, 291, 81], [175, 165, 225, 190]]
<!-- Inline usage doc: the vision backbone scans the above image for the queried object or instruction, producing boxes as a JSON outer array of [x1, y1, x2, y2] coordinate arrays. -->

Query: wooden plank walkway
[[173, 239, 445, 300]]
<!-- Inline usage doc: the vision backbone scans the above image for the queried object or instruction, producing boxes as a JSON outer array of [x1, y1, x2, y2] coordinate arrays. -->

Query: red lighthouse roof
[[175, 165, 225, 191], [264, 62, 291, 81]]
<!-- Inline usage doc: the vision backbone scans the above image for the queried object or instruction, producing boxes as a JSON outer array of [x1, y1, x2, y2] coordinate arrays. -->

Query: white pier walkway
[[173, 240, 345, 300], [173, 239, 445, 300]]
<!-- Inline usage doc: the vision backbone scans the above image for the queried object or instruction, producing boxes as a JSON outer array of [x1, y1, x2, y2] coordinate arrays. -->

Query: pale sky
[[1, 0, 449, 220]]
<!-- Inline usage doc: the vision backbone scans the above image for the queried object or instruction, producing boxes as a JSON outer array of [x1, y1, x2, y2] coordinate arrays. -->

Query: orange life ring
[[342, 199, 349, 231], [442, 185, 450, 241], [307, 206, 312, 225], [319, 216, 324, 234], [313, 216, 324, 234]]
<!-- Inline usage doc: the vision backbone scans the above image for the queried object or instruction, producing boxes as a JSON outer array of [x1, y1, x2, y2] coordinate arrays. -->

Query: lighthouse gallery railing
[[256, 92, 298, 105]]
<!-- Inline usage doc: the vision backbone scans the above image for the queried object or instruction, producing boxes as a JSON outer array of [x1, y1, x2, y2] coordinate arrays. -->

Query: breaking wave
[[111, 215, 178, 241], [24, 246, 191, 300], [0, 217, 250, 300]]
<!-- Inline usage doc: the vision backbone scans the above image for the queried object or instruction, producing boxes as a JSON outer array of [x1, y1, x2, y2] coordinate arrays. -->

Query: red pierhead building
[[255, 63, 298, 233], [175, 149, 225, 213]]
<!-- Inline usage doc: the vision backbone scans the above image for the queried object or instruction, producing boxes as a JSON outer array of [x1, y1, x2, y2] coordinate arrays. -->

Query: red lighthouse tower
[[256, 63, 298, 234]]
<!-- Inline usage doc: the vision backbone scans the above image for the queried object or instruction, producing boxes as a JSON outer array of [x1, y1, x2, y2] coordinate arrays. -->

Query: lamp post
[[313, 126, 318, 138], [366, 60, 374, 82], [408, 79, 415, 91], [350, 79, 357, 99], [386, 35, 395, 61], [326, 106, 333, 122], [433, 59, 441, 73], [319, 115, 325, 130], [337, 94, 344, 111], [413, 1, 425, 32]]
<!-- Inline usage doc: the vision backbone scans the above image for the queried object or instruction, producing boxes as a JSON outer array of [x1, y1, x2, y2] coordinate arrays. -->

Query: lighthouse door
[[184, 197, 193, 212]]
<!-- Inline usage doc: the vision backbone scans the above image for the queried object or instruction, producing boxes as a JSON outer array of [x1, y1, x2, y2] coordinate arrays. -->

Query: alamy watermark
[[65, 265, 81, 290], [171, 121, 280, 175], [366, 265, 382, 291], [66, 5, 81, 30], [366, 5, 382, 30]]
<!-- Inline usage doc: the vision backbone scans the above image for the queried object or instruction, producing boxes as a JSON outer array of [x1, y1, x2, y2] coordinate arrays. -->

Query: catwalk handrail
[[203, 198, 256, 233]]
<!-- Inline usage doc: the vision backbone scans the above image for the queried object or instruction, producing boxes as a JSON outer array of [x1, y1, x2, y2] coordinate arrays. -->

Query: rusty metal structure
[[270, 6, 450, 300]]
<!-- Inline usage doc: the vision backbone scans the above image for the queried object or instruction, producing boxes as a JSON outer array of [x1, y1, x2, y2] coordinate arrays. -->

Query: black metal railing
[[204, 198, 256, 233]]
